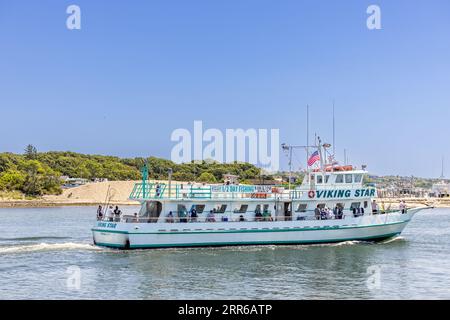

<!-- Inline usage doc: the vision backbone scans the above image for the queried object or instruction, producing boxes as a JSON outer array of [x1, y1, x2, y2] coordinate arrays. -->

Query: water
[[1, 206, 450, 300]]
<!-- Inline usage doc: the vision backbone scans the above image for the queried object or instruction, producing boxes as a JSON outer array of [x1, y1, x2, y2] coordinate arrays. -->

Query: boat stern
[[92, 221, 130, 249]]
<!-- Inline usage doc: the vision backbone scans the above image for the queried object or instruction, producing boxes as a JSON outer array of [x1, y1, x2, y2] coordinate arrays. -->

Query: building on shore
[[431, 181, 450, 198]]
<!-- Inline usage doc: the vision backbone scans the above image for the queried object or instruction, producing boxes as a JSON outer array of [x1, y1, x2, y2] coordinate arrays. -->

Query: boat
[[92, 141, 427, 249]]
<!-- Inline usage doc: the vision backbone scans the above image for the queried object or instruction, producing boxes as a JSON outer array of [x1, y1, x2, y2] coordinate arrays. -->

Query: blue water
[[0, 206, 449, 299]]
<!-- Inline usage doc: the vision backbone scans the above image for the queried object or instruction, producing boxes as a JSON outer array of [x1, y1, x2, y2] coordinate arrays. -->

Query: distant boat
[[92, 141, 429, 249]]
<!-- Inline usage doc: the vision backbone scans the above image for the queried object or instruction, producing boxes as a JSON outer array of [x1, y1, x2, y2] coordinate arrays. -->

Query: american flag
[[307, 151, 320, 166]]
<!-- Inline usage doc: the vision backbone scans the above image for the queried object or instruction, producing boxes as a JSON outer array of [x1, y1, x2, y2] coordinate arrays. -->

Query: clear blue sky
[[1, 0, 449, 177]]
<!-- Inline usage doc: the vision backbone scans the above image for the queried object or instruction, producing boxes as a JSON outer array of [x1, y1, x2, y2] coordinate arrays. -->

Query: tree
[[172, 171, 196, 182], [197, 172, 217, 183], [0, 170, 26, 191], [24, 144, 38, 160]]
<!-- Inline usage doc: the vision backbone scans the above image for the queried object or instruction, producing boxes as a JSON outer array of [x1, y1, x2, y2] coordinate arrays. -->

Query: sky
[[0, 0, 449, 178]]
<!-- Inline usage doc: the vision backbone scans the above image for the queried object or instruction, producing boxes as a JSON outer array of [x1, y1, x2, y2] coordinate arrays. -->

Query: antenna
[[306, 105, 310, 158], [441, 156, 445, 179], [333, 100, 335, 156]]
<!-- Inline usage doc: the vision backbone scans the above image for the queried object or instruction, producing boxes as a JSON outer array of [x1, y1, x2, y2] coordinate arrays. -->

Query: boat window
[[234, 204, 248, 213], [336, 203, 345, 209], [336, 175, 344, 183], [364, 201, 368, 208], [296, 203, 308, 212], [255, 204, 261, 213], [215, 204, 227, 213], [354, 174, 363, 183], [345, 174, 353, 183], [310, 174, 315, 182], [317, 175, 323, 184], [350, 202, 361, 209], [143, 201, 163, 223], [192, 204, 205, 213], [325, 175, 330, 183]]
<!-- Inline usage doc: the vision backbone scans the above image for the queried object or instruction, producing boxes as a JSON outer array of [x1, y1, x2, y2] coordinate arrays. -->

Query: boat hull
[[92, 209, 420, 249]]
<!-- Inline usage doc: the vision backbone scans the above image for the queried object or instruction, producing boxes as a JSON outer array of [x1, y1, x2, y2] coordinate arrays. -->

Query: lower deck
[[92, 209, 420, 249]]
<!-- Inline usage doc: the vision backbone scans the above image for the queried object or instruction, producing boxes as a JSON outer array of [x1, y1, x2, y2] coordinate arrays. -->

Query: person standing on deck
[[315, 205, 321, 220], [399, 201, 407, 214], [371, 200, 379, 214], [96, 205, 103, 220], [106, 206, 114, 222], [113, 206, 121, 222]]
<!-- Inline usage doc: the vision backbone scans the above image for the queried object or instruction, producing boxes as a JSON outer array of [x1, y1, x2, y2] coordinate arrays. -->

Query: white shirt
[[106, 208, 114, 219]]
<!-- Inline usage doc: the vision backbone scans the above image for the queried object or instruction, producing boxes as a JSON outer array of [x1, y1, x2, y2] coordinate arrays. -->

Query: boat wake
[[0, 236, 72, 242], [378, 236, 405, 244], [0, 242, 102, 254]]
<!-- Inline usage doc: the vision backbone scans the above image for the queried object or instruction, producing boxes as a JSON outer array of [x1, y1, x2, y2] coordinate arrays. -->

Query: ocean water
[[1, 206, 449, 300]]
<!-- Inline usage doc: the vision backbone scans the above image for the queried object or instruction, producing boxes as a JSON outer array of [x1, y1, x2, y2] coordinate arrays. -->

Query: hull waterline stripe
[[92, 219, 410, 235], [94, 232, 401, 249]]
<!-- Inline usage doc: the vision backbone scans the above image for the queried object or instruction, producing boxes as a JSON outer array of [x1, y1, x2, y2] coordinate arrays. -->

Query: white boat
[[92, 143, 426, 249]]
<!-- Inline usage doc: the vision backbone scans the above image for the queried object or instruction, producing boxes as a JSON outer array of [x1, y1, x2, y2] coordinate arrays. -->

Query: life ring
[[308, 190, 315, 199]]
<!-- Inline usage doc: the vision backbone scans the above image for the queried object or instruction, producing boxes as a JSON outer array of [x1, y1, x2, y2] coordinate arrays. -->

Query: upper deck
[[129, 170, 373, 202]]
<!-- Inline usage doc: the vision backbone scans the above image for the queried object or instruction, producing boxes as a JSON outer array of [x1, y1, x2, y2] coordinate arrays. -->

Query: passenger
[[399, 201, 407, 214], [239, 215, 245, 222], [314, 205, 321, 220], [255, 211, 263, 222], [206, 210, 216, 222], [360, 207, 365, 215], [352, 207, 358, 217], [262, 209, 271, 221], [113, 206, 121, 222], [333, 206, 338, 217], [132, 213, 139, 223], [372, 200, 379, 214], [221, 215, 228, 222], [96, 205, 103, 221], [337, 207, 344, 219], [320, 209, 327, 220], [106, 206, 114, 222], [179, 210, 188, 223], [155, 184, 161, 197], [326, 207, 334, 220], [190, 208, 198, 222], [166, 211, 174, 223]]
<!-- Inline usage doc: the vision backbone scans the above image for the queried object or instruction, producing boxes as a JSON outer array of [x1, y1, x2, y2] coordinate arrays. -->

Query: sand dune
[[43, 181, 141, 205]]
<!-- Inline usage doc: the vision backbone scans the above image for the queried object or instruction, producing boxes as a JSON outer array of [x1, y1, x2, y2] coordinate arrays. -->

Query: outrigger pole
[[141, 161, 148, 198]]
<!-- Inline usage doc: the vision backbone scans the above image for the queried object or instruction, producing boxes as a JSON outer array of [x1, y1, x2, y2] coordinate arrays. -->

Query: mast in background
[[333, 100, 336, 157]]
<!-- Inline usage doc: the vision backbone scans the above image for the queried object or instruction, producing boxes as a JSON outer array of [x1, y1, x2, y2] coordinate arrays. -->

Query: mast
[[306, 104, 310, 182], [332, 100, 336, 157]]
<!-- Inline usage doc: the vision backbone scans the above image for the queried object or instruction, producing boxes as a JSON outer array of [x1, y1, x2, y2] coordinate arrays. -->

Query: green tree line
[[0, 145, 267, 196]]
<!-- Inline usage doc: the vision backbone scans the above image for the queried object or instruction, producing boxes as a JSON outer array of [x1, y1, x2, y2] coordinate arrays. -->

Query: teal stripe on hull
[[91, 219, 410, 236], [94, 232, 401, 250]]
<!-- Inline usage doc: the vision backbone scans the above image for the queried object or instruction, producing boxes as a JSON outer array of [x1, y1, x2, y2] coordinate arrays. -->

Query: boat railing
[[129, 182, 292, 200]]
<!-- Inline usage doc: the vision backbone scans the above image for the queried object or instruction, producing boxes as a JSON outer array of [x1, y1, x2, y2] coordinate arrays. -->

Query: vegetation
[[0, 145, 266, 197]]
